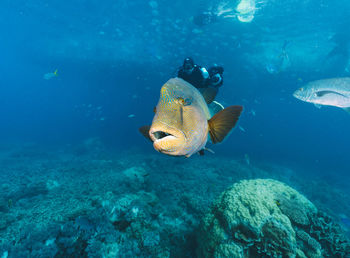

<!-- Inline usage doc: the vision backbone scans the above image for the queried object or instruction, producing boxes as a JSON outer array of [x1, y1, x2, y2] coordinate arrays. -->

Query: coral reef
[[0, 143, 349, 257], [197, 179, 350, 258]]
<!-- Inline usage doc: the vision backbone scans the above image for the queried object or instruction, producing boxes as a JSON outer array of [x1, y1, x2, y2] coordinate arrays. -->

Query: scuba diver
[[177, 57, 209, 88], [266, 40, 291, 74], [325, 30, 350, 74], [280, 40, 290, 61], [327, 32, 349, 59], [177, 58, 225, 108]]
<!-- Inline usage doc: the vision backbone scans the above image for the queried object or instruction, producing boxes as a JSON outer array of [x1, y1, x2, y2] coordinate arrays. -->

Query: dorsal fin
[[208, 105, 243, 144], [200, 87, 218, 105]]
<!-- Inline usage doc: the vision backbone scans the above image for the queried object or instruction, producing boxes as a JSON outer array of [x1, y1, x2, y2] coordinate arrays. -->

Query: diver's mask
[[183, 58, 194, 74], [210, 74, 222, 86], [184, 64, 194, 74]]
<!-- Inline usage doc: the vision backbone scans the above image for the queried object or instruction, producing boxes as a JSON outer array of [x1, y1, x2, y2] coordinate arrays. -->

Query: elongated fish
[[139, 78, 243, 157], [293, 77, 350, 111]]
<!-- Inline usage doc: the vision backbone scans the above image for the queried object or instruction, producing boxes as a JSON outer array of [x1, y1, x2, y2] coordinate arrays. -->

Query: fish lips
[[293, 90, 307, 102], [149, 124, 185, 154]]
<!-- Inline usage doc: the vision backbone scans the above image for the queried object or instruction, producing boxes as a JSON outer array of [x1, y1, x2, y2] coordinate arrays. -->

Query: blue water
[[1, 0, 350, 256]]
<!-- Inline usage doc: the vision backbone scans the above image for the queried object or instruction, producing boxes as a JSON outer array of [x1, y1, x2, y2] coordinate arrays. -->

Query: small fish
[[293, 77, 350, 112], [128, 114, 135, 118], [139, 78, 243, 157], [239, 126, 246, 132], [43, 69, 58, 80], [244, 153, 250, 166]]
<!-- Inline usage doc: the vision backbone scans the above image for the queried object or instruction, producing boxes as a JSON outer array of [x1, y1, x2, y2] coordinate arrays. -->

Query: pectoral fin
[[200, 87, 218, 104], [139, 125, 153, 142], [208, 105, 243, 144]]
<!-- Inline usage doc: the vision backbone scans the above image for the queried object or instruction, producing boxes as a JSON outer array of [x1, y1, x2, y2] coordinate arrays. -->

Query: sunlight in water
[[217, 0, 257, 23]]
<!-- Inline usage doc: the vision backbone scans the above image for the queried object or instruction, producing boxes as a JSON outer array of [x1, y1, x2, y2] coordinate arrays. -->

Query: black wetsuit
[[177, 65, 207, 88]]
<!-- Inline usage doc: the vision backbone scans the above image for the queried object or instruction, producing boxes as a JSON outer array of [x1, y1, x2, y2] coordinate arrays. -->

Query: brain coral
[[197, 179, 349, 257]]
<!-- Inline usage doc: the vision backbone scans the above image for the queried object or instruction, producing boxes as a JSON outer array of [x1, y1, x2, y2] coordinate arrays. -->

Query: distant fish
[[239, 125, 246, 132], [139, 78, 243, 157], [43, 69, 58, 80], [293, 77, 350, 112], [128, 114, 135, 118], [244, 153, 250, 166]]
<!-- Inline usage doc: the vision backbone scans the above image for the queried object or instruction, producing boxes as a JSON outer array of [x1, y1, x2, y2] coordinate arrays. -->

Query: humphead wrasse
[[139, 78, 243, 157]]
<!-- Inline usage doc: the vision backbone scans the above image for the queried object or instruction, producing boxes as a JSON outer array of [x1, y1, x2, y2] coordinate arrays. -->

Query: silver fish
[[293, 77, 350, 111]]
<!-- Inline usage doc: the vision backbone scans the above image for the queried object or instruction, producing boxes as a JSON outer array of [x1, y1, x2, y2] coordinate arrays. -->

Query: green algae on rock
[[197, 179, 350, 257]]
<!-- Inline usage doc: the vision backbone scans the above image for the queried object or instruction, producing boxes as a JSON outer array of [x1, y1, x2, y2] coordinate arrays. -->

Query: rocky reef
[[197, 179, 350, 257], [0, 142, 349, 257]]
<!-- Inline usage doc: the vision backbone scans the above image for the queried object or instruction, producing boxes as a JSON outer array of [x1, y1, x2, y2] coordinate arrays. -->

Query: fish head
[[293, 86, 314, 103], [149, 78, 209, 157], [293, 85, 327, 104]]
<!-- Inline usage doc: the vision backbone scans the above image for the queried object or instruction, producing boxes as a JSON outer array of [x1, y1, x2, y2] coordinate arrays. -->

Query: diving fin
[[208, 105, 243, 144], [200, 87, 218, 105], [208, 100, 224, 115], [139, 125, 153, 142]]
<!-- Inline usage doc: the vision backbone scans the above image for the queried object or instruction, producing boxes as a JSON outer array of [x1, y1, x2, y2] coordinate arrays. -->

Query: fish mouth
[[149, 123, 185, 153], [292, 90, 304, 100], [152, 131, 176, 141]]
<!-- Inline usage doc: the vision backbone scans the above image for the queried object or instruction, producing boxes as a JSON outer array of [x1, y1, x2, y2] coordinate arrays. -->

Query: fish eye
[[176, 97, 191, 106], [176, 97, 185, 104]]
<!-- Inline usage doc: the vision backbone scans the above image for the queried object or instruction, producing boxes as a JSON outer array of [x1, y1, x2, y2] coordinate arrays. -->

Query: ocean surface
[[1, 0, 350, 257]]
